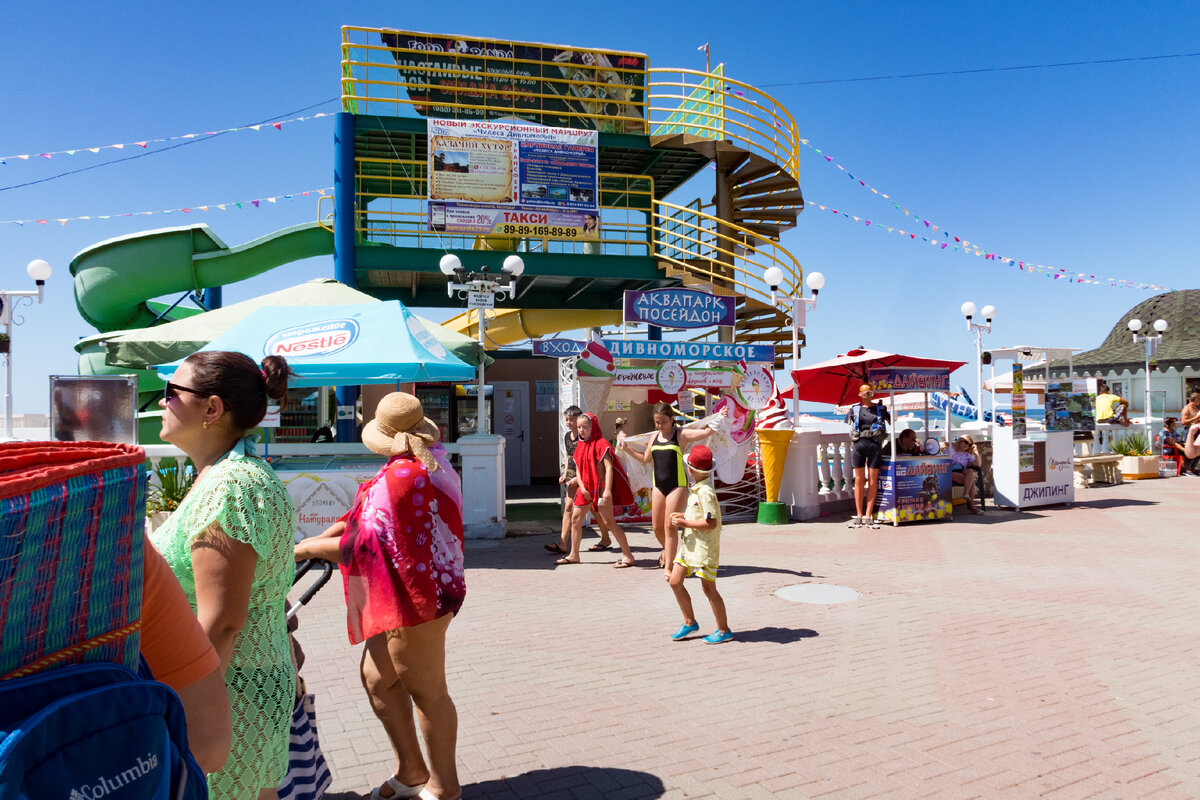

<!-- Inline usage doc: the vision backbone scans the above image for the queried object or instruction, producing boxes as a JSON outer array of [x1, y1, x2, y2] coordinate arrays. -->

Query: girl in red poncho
[[556, 412, 637, 568]]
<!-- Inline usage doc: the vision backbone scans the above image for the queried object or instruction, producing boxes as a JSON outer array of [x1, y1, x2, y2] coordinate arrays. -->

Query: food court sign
[[866, 367, 950, 394], [623, 288, 736, 329]]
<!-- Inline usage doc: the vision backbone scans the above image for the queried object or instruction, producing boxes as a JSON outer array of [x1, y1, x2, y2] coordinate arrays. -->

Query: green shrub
[[146, 459, 196, 514], [1110, 431, 1151, 457]]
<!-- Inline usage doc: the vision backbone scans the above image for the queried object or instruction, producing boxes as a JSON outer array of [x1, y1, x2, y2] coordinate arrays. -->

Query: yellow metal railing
[[653, 199, 802, 302], [646, 68, 800, 182], [338, 29, 802, 185]]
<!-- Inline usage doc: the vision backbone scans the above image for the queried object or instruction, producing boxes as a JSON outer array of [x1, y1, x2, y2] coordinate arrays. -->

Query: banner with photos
[[427, 118, 598, 238]]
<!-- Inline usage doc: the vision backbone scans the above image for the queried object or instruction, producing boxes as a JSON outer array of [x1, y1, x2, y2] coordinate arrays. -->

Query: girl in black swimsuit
[[622, 402, 723, 576]]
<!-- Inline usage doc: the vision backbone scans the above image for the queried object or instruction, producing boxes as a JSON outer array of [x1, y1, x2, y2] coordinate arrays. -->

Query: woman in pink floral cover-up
[[295, 393, 465, 800]]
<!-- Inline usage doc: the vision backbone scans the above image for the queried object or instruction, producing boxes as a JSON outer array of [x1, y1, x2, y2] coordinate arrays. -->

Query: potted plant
[[146, 459, 196, 531], [0, 333, 9, 354], [1110, 431, 1158, 480]]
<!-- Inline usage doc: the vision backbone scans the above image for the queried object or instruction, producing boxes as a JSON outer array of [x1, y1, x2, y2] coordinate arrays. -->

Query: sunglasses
[[164, 382, 209, 402]]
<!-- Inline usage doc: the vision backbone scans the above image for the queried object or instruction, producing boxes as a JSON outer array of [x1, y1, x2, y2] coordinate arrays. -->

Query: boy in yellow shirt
[[666, 445, 733, 644]]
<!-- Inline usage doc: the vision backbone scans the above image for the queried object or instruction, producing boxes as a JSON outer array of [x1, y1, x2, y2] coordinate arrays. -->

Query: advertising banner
[[380, 31, 648, 133], [866, 367, 950, 394], [876, 456, 953, 523], [603, 339, 774, 364], [1044, 379, 1096, 432], [1011, 364, 1027, 438], [623, 288, 736, 329], [428, 118, 599, 237]]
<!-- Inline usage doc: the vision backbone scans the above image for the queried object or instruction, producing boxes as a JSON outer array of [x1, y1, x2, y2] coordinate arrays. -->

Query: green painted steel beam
[[355, 245, 662, 280]]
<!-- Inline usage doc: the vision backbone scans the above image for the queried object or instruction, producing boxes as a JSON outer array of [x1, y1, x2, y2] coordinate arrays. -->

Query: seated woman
[[895, 429, 923, 456], [951, 434, 982, 514]]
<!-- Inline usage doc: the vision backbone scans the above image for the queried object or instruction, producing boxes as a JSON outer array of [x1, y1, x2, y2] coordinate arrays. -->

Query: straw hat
[[362, 392, 441, 470]]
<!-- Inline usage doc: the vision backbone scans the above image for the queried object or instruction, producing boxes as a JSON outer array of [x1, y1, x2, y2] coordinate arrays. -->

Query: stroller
[[278, 558, 335, 800]]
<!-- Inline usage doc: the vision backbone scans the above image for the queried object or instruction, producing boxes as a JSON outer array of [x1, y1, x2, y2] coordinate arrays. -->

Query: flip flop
[[613, 558, 635, 568], [555, 557, 580, 565], [543, 542, 567, 554], [370, 776, 425, 800], [588, 542, 613, 551]]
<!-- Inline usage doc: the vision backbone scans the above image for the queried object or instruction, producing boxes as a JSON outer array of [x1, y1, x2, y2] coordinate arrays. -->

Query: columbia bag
[[0, 442, 207, 799], [0, 662, 207, 799]]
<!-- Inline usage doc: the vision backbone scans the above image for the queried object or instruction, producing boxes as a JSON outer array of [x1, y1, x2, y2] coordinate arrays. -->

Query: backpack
[[0, 660, 207, 800]]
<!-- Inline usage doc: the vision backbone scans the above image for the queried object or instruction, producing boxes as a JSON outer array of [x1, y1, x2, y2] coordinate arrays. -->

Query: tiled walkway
[[291, 476, 1199, 799]]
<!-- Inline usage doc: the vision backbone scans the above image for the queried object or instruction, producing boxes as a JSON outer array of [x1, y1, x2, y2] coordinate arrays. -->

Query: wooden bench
[[1074, 454, 1124, 487]]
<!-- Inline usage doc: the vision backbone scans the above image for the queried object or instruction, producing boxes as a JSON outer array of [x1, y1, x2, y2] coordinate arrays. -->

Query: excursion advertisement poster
[[1011, 364, 1027, 438], [379, 31, 648, 134], [428, 118, 599, 238]]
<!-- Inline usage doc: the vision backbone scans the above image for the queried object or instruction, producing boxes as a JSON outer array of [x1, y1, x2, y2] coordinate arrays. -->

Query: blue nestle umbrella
[[157, 301, 476, 386]]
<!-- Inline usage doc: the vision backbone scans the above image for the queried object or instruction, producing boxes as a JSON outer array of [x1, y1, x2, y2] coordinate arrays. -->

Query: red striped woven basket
[[0, 441, 146, 679]]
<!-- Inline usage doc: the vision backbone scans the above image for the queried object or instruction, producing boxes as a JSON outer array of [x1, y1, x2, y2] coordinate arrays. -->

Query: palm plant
[[1109, 431, 1151, 457], [146, 459, 197, 514]]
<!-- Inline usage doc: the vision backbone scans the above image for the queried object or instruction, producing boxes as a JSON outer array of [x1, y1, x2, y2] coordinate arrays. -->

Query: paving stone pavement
[[289, 476, 1199, 800]]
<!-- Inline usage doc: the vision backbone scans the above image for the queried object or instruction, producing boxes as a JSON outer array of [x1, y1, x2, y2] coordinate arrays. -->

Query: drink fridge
[[414, 384, 493, 442]]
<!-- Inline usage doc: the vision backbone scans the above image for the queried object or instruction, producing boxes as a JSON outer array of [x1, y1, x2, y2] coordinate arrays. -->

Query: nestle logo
[[265, 319, 359, 359]]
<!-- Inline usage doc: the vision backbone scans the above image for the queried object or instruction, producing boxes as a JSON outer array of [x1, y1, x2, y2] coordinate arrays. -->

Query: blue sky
[[3, 1, 1197, 414]]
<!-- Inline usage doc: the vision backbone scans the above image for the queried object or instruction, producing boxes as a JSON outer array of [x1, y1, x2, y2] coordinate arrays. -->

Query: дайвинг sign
[[623, 288, 736, 329]]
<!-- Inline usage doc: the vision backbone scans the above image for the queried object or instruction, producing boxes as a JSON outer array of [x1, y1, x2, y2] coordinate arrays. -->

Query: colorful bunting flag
[[0, 186, 332, 228], [0, 112, 331, 164]]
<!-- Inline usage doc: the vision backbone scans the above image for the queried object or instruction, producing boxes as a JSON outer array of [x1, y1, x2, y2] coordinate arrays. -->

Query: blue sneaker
[[670, 622, 699, 641], [702, 629, 734, 645]]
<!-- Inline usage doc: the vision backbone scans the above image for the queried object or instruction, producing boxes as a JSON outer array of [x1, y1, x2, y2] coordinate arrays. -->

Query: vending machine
[[414, 384, 493, 442]]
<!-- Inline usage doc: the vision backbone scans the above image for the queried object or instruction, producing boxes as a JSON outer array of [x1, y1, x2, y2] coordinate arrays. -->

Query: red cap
[[686, 445, 713, 472]]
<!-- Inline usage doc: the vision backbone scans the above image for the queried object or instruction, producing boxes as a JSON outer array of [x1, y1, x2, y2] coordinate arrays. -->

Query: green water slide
[[71, 221, 334, 440], [72, 221, 334, 333]]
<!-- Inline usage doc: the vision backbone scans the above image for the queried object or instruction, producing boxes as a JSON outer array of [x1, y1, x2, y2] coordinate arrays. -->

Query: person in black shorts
[[844, 384, 890, 529], [546, 405, 584, 554]]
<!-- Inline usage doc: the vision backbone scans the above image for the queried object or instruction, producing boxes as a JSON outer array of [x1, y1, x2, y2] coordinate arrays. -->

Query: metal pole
[[975, 327, 983, 430], [1144, 339, 1153, 442], [477, 308, 487, 435], [3, 314, 12, 440]]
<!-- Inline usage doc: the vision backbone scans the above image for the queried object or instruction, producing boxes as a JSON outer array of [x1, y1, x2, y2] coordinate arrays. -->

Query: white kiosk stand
[[988, 346, 1082, 510]]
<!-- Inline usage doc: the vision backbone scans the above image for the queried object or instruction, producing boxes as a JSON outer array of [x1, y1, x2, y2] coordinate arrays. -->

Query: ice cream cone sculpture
[[578, 376, 611, 414], [756, 428, 794, 503], [577, 335, 615, 413]]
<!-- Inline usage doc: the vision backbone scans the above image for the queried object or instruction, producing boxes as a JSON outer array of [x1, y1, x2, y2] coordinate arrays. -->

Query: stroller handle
[[289, 559, 334, 620]]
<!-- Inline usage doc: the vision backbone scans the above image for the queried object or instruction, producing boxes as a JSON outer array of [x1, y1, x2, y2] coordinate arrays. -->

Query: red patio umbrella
[[779, 348, 967, 407]]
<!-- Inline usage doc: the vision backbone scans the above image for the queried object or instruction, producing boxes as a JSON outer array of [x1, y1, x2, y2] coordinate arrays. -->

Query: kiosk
[[987, 347, 1084, 509], [867, 367, 955, 526]]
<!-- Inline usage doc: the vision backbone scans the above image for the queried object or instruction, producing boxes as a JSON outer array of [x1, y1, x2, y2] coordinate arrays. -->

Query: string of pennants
[[798, 138, 1173, 292], [0, 187, 332, 228], [0, 112, 330, 165]]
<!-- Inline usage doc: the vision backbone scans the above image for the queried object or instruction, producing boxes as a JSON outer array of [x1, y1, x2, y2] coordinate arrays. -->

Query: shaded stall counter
[[271, 455, 386, 541], [876, 455, 954, 525]]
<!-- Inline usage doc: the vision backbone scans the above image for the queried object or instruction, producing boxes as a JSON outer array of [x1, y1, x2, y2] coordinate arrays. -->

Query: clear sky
[[3, 1, 1197, 415]]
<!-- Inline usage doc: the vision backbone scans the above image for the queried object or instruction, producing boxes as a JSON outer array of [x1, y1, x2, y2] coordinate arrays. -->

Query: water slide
[[444, 307, 622, 345], [72, 221, 334, 334], [71, 222, 334, 439]]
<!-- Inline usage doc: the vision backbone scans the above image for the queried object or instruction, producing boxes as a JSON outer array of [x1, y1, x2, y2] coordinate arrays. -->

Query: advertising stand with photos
[[866, 367, 955, 526], [987, 346, 1084, 509]]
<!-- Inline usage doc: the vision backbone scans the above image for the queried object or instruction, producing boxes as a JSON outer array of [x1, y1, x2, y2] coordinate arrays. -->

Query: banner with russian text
[[381, 31, 647, 133], [428, 118, 599, 238]]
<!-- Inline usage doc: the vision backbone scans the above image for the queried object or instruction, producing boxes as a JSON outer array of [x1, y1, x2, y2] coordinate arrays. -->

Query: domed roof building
[[1050, 289, 1200, 414]]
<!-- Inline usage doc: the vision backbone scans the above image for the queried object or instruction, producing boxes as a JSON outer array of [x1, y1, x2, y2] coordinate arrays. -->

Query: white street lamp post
[[1, 259, 52, 441], [439, 253, 524, 434], [961, 301, 996, 432], [765, 267, 825, 427], [1128, 317, 1167, 441]]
